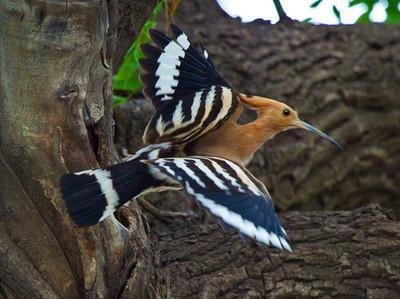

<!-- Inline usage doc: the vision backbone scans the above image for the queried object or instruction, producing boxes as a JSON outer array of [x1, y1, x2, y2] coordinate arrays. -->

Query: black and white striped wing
[[146, 156, 292, 251], [140, 25, 238, 144], [140, 24, 230, 106], [143, 85, 237, 144]]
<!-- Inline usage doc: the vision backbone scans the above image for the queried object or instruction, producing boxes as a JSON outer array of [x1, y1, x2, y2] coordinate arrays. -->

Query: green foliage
[[352, 0, 400, 24], [386, 0, 400, 23], [310, 0, 400, 24], [112, 95, 128, 107], [310, 0, 323, 8], [332, 5, 341, 22], [112, 2, 163, 106], [356, 0, 400, 24]]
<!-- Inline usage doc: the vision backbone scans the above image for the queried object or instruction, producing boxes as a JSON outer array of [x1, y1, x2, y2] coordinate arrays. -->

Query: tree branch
[[273, 0, 292, 23], [152, 204, 400, 298]]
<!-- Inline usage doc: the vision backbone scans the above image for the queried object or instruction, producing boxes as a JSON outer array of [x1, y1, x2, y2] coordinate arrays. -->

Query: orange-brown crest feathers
[[238, 94, 274, 109], [238, 94, 298, 129]]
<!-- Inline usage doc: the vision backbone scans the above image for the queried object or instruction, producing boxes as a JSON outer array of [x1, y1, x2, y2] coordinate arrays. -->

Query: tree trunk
[[0, 1, 157, 298]]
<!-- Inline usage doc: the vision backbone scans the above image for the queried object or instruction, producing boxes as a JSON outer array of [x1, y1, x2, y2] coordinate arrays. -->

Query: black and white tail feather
[[140, 24, 238, 144], [60, 143, 180, 227]]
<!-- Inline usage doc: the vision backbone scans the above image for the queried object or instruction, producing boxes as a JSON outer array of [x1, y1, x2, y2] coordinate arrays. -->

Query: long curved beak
[[294, 120, 343, 149]]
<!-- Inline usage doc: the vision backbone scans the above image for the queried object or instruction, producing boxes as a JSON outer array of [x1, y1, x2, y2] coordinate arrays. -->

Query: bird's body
[[61, 25, 341, 252], [187, 95, 297, 165]]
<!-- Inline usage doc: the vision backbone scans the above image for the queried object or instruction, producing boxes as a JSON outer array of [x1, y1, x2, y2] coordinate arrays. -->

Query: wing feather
[[140, 27, 229, 106], [146, 156, 292, 251], [140, 25, 238, 145], [143, 85, 237, 144]]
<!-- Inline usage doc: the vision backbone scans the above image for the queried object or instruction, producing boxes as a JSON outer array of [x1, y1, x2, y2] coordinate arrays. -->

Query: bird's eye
[[283, 109, 290, 116]]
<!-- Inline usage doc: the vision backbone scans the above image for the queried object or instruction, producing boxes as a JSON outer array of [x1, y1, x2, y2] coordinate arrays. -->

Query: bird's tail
[[60, 159, 155, 227], [60, 143, 179, 227]]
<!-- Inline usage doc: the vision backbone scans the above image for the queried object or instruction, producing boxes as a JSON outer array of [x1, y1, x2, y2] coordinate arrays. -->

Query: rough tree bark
[[151, 204, 400, 298], [0, 1, 157, 298]]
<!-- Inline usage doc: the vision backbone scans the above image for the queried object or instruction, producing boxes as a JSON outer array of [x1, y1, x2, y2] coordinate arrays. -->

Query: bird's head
[[239, 94, 342, 149]]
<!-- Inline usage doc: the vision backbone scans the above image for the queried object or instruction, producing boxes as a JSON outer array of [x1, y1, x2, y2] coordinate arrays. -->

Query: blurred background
[[112, 0, 400, 217], [218, 0, 396, 24]]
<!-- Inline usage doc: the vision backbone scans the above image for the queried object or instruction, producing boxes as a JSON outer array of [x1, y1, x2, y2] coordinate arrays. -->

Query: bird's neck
[[189, 107, 278, 165], [231, 111, 278, 163]]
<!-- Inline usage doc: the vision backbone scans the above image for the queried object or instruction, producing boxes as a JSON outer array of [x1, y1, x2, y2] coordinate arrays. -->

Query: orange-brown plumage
[[189, 94, 300, 165]]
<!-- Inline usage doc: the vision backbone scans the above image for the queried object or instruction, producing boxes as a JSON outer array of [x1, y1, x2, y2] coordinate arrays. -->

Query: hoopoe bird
[[61, 25, 341, 252]]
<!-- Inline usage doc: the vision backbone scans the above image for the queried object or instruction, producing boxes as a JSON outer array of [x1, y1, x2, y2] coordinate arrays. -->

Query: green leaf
[[333, 5, 341, 22], [302, 17, 313, 23], [356, 11, 370, 23], [112, 95, 127, 107], [385, 0, 400, 24], [350, 0, 377, 10], [310, 0, 323, 8], [112, 1, 163, 97], [349, 0, 366, 7]]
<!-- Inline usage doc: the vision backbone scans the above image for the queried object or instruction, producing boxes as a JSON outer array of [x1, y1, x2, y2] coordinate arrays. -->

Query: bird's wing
[[144, 156, 291, 251], [140, 24, 230, 106], [140, 25, 238, 144]]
